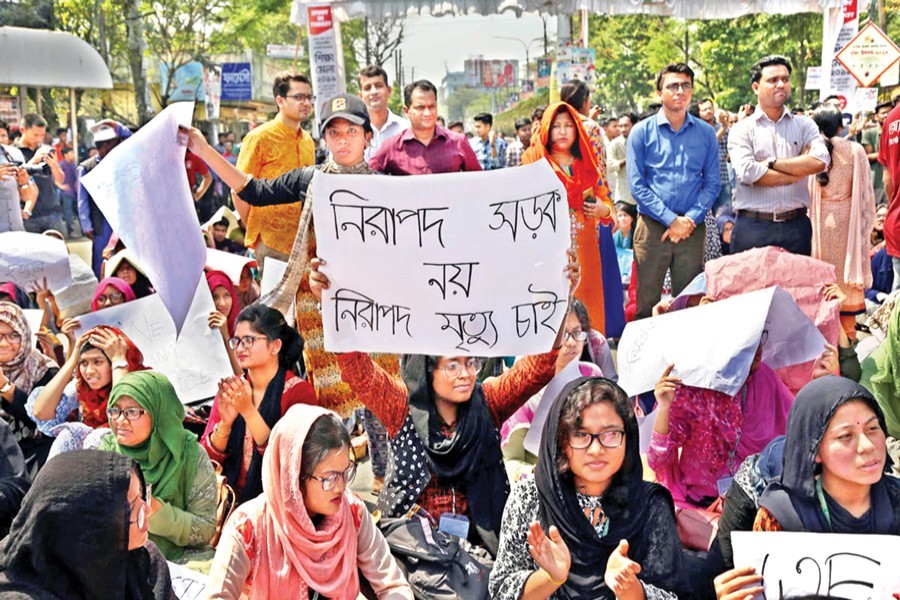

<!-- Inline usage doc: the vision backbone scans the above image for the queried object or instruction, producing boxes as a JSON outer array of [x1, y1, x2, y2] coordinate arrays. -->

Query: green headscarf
[[99, 370, 199, 558], [861, 303, 900, 439]]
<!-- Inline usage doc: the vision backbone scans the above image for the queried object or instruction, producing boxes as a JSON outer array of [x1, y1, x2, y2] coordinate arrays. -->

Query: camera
[[10, 161, 50, 177]]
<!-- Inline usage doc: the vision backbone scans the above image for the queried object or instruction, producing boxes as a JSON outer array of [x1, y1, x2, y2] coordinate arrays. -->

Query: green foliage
[[444, 87, 492, 123], [494, 90, 550, 135]]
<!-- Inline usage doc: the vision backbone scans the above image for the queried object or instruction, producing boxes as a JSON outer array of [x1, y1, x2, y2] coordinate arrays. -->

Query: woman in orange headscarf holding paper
[[522, 102, 615, 334]]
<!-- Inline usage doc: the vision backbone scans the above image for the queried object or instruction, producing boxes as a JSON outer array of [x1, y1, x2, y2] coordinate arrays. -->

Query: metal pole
[[580, 9, 589, 48], [36, 88, 43, 114], [70, 88, 78, 164]]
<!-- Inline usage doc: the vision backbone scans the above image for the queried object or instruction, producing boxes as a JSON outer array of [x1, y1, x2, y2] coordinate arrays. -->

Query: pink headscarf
[[238, 404, 360, 600], [90, 278, 136, 312], [205, 270, 238, 337]]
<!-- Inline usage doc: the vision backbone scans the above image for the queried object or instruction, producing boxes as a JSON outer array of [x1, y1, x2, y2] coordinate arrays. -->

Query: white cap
[[89, 123, 118, 143]]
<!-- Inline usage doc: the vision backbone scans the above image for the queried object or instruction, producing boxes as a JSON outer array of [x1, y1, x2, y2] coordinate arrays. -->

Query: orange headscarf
[[521, 102, 607, 214]]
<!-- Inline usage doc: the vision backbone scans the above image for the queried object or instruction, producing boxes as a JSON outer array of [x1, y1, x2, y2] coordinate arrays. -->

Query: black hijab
[[402, 354, 509, 545], [535, 377, 681, 600], [223, 366, 287, 504], [0, 450, 175, 600], [760, 375, 900, 534], [0, 420, 28, 540]]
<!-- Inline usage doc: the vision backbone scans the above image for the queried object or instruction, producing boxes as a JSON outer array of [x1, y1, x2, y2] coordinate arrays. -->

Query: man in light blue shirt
[[627, 62, 720, 319], [359, 65, 409, 161], [470, 112, 507, 170]]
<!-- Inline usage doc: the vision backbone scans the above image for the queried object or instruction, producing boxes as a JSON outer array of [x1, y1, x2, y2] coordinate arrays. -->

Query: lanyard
[[815, 478, 833, 532]]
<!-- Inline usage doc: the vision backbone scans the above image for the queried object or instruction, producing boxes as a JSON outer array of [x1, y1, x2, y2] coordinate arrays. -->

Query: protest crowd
[[1, 51, 900, 600]]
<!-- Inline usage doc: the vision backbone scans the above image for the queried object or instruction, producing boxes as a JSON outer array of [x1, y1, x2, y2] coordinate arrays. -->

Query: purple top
[[368, 125, 482, 175], [60, 159, 78, 197]]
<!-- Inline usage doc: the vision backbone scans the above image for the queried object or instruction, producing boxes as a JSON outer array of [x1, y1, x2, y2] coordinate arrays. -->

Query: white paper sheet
[[22, 309, 42, 348], [81, 102, 206, 334], [260, 257, 288, 297], [311, 160, 570, 356], [731, 531, 900, 599], [202, 204, 242, 234], [167, 561, 208, 600], [523, 359, 584, 455], [617, 287, 827, 398], [73, 280, 233, 402], [206, 247, 254, 285], [0, 232, 72, 291], [54, 254, 99, 319]]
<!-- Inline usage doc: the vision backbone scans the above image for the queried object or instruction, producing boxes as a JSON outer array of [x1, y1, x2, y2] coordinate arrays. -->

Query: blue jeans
[[61, 194, 78, 237], [731, 214, 812, 256]]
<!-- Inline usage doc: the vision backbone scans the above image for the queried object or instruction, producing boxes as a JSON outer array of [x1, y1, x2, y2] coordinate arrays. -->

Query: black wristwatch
[[767, 158, 777, 170]]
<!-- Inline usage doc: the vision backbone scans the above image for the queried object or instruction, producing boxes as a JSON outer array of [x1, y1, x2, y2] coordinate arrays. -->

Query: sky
[[395, 11, 559, 88]]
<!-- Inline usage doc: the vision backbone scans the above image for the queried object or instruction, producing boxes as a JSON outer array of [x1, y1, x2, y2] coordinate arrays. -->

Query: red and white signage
[[307, 4, 345, 122]]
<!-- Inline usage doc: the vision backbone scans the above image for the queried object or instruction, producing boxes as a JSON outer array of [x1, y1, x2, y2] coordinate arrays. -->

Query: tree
[[361, 17, 405, 68]]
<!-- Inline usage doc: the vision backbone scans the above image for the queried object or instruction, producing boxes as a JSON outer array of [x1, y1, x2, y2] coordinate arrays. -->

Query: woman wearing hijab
[[715, 376, 900, 600], [521, 102, 619, 338], [206, 404, 413, 599], [0, 450, 175, 600], [490, 377, 682, 600], [28, 326, 148, 455], [309, 253, 578, 555], [201, 304, 317, 505], [0, 419, 29, 540], [90, 277, 136, 312], [0, 302, 59, 475], [716, 211, 735, 256], [93, 370, 217, 560], [205, 269, 242, 375], [0, 284, 31, 310], [106, 251, 154, 299]]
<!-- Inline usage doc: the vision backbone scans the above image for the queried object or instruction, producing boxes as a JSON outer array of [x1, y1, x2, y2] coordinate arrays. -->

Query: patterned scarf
[[0, 302, 56, 392]]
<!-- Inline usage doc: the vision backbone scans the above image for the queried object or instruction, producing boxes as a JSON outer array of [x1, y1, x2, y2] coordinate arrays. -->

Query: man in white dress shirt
[[358, 65, 409, 161]]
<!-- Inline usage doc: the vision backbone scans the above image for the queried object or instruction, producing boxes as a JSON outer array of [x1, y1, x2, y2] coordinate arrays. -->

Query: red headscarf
[[75, 326, 150, 428], [521, 101, 605, 212], [90, 277, 136, 312], [206, 270, 239, 337]]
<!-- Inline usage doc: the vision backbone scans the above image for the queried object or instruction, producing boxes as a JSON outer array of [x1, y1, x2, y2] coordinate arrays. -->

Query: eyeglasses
[[107, 406, 147, 421], [0, 332, 22, 344], [129, 483, 152, 529], [564, 329, 588, 342], [284, 93, 315, 103], [436, 358, 483, 379], [569, 430, 626, 450], [96, 291, 125, 306], [306, 462, 357, 492], [227, 335, 269, 350], [663, 82, 693, 92]]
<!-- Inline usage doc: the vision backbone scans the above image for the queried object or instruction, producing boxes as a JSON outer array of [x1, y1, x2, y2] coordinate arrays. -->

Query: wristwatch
[[111, 360, 129, 371], [0, 381, 11, 394], [767, 158, 777, 170]]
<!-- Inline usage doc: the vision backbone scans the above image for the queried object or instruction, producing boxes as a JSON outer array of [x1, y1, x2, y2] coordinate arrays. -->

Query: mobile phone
[[583, 189, 596, 204]]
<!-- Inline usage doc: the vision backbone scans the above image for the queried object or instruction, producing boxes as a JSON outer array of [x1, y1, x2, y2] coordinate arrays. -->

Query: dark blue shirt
[[626, 111, 720, 226]]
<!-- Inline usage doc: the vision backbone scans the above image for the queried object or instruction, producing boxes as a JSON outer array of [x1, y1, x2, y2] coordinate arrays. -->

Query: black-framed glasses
[[663, 82, 693, 92], [569, 430, 625, 450], [283, 93, 315, 103], [96, 291, 125, 306], [107, 406, 147, 421], [227, 335, 269, 350], [564, 329, 588, 342], [436, 358, 483, 379], [306, 462, 357, 492]]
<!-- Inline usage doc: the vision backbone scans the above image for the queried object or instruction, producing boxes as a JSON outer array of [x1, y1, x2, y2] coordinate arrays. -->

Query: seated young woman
[[201, 304, 317, 504], [205, 269, 242, 375], [715, 376, 900, 600], [502, 300, 604, 483], [0, 450, 175, 600], [490, 377, 683, 600], [28, 326, 148, 451], [106, 251, 154, 298], [306, 251, 579, 555], [0, 301, 60, 475], [90, 277, 136, 311], [90, 370, 217, 560], [206, 404, 413, 600]]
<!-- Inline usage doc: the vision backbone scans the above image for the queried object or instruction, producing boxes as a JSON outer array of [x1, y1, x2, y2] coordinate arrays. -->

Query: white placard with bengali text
[[73, 280, 232, 402], [0, 232, 72, 292], [168, 561, 208, 600], [732, 531, 900, 599], [312, 159, 570, 356]]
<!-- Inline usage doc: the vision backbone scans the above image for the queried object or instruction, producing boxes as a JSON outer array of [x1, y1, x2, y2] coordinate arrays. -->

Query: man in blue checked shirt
[[627, 62, 720, 320], [470, 112, 507, 170]]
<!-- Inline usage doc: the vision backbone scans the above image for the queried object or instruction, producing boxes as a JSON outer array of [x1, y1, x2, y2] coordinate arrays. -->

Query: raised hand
[[526, 522, 571, 587], [309, 257, 331, 302], [208, 310, 228, 332], [89, 328, 129, 363], [713, 566, 764, 600], [654, 364, 681, 411], [604, 540, 643, 599], [565, 248, 581, 295]]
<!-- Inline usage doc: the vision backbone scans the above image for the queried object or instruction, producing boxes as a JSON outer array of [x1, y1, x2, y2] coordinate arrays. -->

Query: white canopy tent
[[0, 26, 114, 162]]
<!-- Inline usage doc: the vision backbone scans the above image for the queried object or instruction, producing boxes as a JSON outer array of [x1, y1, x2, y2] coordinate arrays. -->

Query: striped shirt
[[727, 107, 829, 213]]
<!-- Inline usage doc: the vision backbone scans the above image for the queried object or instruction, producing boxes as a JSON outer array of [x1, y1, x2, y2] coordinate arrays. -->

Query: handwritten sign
[[81, 102, 207, 334], [0, 232, 72, 292], [311, 160, 570, 356], [54, 254, 99, 319], [617, 287, 826, 397], [206, 248, 254, 285], [732, 531, 900, 599], [74, 279, 233, 402], [167, 561, 208, 600]]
